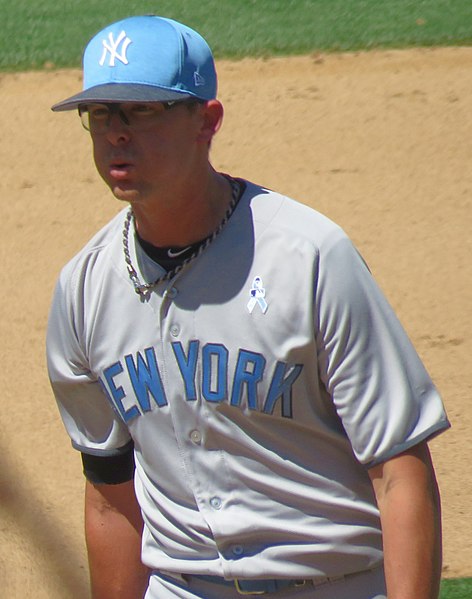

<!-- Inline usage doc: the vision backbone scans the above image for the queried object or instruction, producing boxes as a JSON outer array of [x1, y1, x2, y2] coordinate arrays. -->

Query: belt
[[176, 573, 348, 595]]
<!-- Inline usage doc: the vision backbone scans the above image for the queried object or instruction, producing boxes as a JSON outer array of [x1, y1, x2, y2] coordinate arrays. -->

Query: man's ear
[[197, 99, 224, 143]]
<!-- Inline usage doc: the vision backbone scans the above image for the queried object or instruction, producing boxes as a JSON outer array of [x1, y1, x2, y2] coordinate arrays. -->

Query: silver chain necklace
[[122, 177, 241, 300]]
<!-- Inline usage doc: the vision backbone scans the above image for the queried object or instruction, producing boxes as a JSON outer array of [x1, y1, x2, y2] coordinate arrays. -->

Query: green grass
[[440, 577, 472, 599], [2, 0, 472, 71]]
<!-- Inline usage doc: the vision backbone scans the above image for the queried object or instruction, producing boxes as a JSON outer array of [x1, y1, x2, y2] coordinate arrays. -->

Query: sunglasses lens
[[78, 106, 91, 131], [78, 100, 202, 133]]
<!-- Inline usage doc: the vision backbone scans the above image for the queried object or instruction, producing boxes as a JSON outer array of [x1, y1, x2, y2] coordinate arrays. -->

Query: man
[[47, 15, 450, 599]]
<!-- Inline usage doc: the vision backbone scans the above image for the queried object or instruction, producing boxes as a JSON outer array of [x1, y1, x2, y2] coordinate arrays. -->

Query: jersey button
[[170, 324, 180, 337], [210, 496, 222, 510], [232, 545, 244, 556], [190, 430, 202, 444], [167, 287, 178, 299]]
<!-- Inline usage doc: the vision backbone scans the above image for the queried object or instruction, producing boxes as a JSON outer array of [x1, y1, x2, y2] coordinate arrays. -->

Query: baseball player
[[47, 15, 450, 599]]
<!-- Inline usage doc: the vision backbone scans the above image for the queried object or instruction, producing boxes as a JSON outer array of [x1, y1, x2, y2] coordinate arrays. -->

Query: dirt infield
[[1, 47, 471, 598]]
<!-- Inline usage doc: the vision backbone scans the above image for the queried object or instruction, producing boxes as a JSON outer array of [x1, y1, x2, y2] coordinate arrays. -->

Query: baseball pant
[[145, 564, 387, 599]]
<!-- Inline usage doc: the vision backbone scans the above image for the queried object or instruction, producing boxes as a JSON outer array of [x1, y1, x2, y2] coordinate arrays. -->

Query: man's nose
[[106, 111, 131, 143]]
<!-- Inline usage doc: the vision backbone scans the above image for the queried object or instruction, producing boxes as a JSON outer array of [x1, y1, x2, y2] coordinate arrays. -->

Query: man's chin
[[111, 185, 141, 204]]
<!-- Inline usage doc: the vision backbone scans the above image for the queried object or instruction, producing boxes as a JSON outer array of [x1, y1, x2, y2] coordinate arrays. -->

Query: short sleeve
[[315, 236, 450, 466], [47, 272, 132, 456]]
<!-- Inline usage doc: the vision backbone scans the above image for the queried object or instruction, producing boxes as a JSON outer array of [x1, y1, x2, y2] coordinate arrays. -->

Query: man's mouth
[[109, 162, 133, 179]]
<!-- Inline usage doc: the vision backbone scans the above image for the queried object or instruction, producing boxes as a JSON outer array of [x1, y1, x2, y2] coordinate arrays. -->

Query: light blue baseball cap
[[52, 15, 217, 111]]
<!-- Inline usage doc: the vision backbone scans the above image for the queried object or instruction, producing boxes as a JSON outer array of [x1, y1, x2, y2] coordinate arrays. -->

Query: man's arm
[[368, 441, 442, 599], [85, 479, 150, 599]]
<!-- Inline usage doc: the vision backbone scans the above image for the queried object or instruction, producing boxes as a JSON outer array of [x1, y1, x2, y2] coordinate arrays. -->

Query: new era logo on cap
[[52, 15, 217, 111], [194, 71, 205, 87]]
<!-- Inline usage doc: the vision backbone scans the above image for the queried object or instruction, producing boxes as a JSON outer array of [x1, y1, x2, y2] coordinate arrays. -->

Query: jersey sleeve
[[47, 269, 132, 456], [315, 234, 450, 466]]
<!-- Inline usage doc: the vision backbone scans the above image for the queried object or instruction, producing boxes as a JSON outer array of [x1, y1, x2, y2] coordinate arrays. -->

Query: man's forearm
[[85, 480, 150, 599], [379, 470, 442, 598], [370, 443, 443, 599]]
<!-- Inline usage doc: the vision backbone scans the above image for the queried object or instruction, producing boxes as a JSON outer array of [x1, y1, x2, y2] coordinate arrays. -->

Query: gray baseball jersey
[[47, 180, 449, 581]]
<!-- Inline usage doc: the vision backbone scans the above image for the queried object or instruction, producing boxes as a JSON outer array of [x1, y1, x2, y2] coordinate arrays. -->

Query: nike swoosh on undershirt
[[167, 246, 192, 258]]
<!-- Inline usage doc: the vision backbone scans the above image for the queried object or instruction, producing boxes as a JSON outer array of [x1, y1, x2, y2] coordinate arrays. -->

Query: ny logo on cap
[[99, 30, 132, 67]]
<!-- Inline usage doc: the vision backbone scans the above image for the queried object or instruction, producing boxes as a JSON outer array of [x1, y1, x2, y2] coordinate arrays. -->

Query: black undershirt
[[81, 448, 135, 485], [137, 234, 208, 271]]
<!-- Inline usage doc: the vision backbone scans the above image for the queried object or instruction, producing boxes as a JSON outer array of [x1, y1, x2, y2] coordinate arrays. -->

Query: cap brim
[[51, 83, 195, 112]]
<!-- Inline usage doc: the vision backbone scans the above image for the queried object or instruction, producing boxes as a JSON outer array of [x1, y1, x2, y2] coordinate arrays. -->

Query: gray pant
[[145, 565, 387, 599]]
